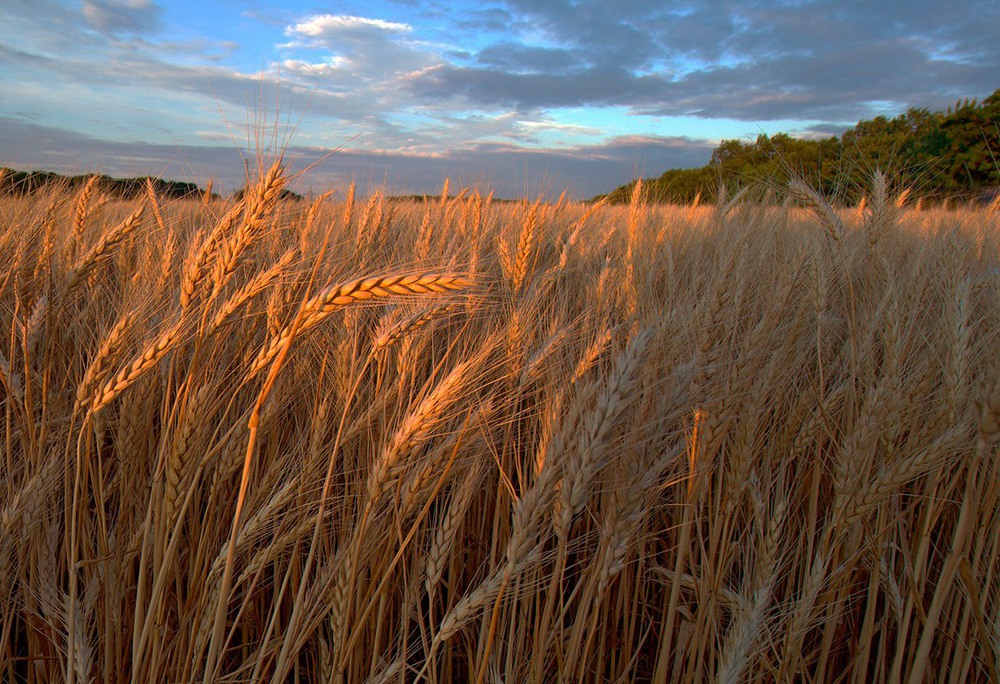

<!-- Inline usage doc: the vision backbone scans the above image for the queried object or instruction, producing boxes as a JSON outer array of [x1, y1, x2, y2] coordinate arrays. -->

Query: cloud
[[82, 0, 163, 36], [291, 15, 412, 36], [1, 6, 541, 156], [405, 0, 1000, 121], [454, 7, 519, 35], [476, 43, 581, 73], [280, 12, 439, 86], [793, 123, 854, 140], [0, 117, 713, 199], [304, 132, 717, 199], [411, 64, 668, 110], [0, 117, 235, 181]]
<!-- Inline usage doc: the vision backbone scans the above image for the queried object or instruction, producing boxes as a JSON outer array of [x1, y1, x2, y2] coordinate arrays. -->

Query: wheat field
[[1, 164, 998, 682]]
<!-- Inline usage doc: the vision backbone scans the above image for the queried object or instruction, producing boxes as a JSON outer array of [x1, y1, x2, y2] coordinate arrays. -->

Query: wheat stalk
[[180, 197, 247, 308], [979, 362, 1000, 445], [372, 359, 475, 499], [74, 314, 134, 411], [145, 178, 168, 235], [424, 464, 483, 593], [718, 498, 787, 684], [435, 452, 560, 647], [4, 172, 1000, 682]]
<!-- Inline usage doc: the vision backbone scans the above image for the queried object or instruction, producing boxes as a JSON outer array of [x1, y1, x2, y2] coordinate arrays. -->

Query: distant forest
[[0, 168, 206, 200], [0, 167, 311, 202], [600, 89, 1000, 204]]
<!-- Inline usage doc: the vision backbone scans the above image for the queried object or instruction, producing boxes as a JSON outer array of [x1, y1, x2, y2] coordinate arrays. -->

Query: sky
[[1, 0, 997, 199]]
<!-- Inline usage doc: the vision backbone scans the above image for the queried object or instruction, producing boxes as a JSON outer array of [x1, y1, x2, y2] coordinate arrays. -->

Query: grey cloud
[[2, 0, 104, 57], [299, 133, 714, 199], [454, 7, 519, 34], [131, 37, 241, 62], [640, 39, 995, 121], [82, 0, 163, 36], [0, 43, 56, 68], [0, 117, 713, 199], [0, 36, 377, 133], [4, 0, 995, 202], [0, 118, 246, 182], [794, 123, 854, 139], [412, 64, 669, 110], [408, 0, 1000, 121], [477, 43, 581, 73], [1, 18, 553, 157]]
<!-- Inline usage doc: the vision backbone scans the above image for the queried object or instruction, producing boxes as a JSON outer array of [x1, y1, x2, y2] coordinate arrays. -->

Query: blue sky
[[1, 0, 997, 198]]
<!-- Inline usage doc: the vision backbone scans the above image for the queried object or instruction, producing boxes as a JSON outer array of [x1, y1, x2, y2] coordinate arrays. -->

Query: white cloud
[[279, 58, 350, 77], [277, 11, 448, 121], [290, 14, 412, 37], [518, 119, 603, 136]]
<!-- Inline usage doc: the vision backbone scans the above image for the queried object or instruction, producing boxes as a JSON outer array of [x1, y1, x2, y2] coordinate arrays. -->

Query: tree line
[[599, 89, 1000, 204], [0, 168, 206, 200], [0, 168, 310, 202]]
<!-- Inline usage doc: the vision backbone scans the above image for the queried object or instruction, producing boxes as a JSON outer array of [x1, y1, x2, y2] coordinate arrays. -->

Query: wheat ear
[[180, 198, 246, 308], [74, 314, 134, 411], [560, 327, 652, 538], [424, 464, 483, 593], [435, 451, 560, 646], [210, 162, 285, 297], [145, 177, 168, 235], [65, 203, 146, 291], [210, 248, 296, 333], [71, 174, 99, 239], [789, 180, 843, 242], [164, 384, 210, 525], [978, 363, 1000, 444], [383, 359, 474, 464], [511, 199, 541, 292], [372, 303, 459, 352], [86, 318, 184, 414], [717, 498, 787, 684], [249, 273, 471, 377]]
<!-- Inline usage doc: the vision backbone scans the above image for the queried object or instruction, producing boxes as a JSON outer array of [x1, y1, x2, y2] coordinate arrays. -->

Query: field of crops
[[1, 165, 998, 682]]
